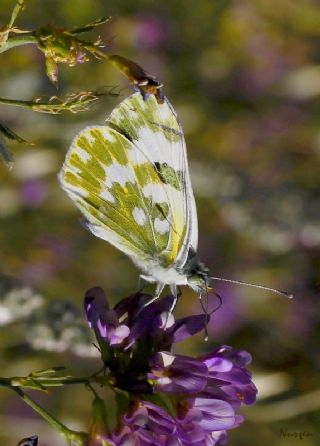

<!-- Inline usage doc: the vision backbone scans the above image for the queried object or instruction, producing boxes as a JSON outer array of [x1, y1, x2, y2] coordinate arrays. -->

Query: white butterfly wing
[[107, 93, 198, 266], [59, 93, 198, 271]]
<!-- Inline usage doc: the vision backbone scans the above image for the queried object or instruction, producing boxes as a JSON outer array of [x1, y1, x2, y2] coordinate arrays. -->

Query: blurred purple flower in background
[[207, 286, 244, 338], [20, 179, 47, 208], [84, 287, 257, 445], [134, 15, 169, 49]]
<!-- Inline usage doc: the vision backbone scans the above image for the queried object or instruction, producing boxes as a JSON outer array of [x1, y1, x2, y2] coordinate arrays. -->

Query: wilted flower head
[[34, 19, 108, 87], [109, 55, 164, 103], [83, 287, 257, 445], [36, 25, 89, 85]]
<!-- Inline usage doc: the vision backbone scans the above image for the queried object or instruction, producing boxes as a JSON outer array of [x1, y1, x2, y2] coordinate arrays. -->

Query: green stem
[[0, 33, 37, 53], [0, 97, 39, 109], [0, 373, 109, 388], [13, 387, 87, 446], [0, 96, 77, 113], [0, 93, 102, 114]]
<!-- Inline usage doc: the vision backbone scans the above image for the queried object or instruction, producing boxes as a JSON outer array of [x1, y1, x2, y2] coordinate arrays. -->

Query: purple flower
[[135, 15, 169, 49], [84, 287, 130, 346], [20, 179, 47, 208], [148, 352, 208, 394], [125, 401, 176, 436], [83, 288, 257, 445], [177, 397, 236, 434], [115, 401, 176, 445], [200, 346, 257, 407]]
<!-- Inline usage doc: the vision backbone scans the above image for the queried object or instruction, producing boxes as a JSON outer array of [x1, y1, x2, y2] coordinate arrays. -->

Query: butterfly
[[59, 92, 293, 306], [59, 92, 210, 307]]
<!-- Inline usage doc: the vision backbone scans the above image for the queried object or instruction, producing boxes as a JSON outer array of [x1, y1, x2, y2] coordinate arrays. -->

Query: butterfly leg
[[137, 275, 146, 293], [136, 282, 165, 316], [168, 284, 178, 315], [155, 282, 165, 298]]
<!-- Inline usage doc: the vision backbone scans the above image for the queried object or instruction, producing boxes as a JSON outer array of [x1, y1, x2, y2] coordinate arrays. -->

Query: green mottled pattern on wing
[[60, 126, 172, 263], [59, 92, 195, 269], [107, 93, 182, 144], [106, 93, 191, 266]]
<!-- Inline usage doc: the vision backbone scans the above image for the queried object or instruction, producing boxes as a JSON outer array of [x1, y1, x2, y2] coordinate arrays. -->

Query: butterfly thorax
[[136, 248, 209, 293], [135, 258, 189, 286]]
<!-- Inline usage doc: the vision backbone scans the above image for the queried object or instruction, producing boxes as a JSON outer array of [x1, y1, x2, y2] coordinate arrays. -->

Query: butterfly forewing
[[107, 93, 198, 265], [59, 93, 198, 270]]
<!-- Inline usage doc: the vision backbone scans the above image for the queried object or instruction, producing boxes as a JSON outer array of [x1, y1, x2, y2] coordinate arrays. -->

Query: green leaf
[[0, 120, 29, 169], [70, 16, 111, 35], [32, 366, 66, 377], [114, 390, 130, 420], [0, 135, 13, 169], [8, 0, 25, 29], [16, 377, 48, 392], [0, 120, 28, 143]]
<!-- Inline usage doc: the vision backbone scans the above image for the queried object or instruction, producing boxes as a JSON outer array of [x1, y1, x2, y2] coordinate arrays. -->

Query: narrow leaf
[[70, 16, 111, 35], [0, 135, 13, 169], [0, 121, 30, 169], [8, 0, 25, 29], [32, 366, 66, 377], [0, 120, 28, 143]]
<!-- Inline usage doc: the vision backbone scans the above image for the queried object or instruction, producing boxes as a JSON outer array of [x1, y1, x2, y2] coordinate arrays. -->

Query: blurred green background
[[0, 0, 320, 445]]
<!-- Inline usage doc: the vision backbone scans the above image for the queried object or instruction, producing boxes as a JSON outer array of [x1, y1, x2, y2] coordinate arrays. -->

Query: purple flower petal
[[97, 318, 108, 338], [225, 349, 252, 367], [221, 382, 258, 405], [164, 435, 184, 446], [188, 398, 236, 431], [109, 324, 130, 345], [124, 401, 176, 437], [149, 352, 208, 394], [171, 315, 208, 343], [84, 287, 129, 347], [154, 312, 175, 330], [203, 357, 233, 374], [216, 368, 252, 385]]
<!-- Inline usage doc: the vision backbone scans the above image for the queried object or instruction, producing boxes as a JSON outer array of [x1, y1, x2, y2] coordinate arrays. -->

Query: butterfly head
[[183, 249, 211, 293], [187, 270, 210, 293]]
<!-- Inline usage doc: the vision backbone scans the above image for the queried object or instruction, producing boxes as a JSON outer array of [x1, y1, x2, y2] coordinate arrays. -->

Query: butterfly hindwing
[[59, 93, 198, 270]]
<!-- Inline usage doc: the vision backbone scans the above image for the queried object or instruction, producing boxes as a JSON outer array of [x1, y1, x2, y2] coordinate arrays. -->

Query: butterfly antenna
[[210, 277, 293, 299]]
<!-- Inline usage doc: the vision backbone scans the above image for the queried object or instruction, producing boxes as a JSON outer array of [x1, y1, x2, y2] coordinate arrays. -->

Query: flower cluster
[[35, 20, 107, 86], [84, 287, 257, 446]]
